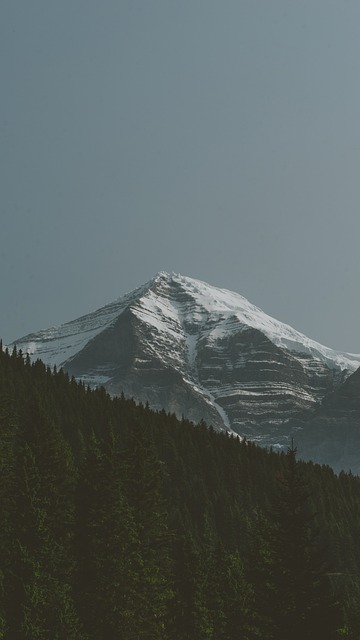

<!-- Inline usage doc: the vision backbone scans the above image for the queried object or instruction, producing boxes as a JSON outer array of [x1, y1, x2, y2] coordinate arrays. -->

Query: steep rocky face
[[10, 272, 360, 451], [66, 307, 226, 430], [295, 367, 360, 474], [195, 323, 343, 444]]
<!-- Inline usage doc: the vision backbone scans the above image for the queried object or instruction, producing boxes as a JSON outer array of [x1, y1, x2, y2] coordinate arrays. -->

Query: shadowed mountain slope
[[10, 272, 360, 453]]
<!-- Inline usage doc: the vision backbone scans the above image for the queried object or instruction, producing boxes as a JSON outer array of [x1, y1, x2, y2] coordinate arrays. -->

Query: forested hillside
[[1, 343, 360, 638]]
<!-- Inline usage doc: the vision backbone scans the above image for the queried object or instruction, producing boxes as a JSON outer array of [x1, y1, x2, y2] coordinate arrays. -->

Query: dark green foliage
[[0, 394, 17, 638], [205, 544, 257, 640], [121, 421, 173, 638], [1, 344, 360, 637], [168, 534, 210, 639], [5, 400, 82, 639], [74, 427, 141, 639], [270, 444, 340, 639]]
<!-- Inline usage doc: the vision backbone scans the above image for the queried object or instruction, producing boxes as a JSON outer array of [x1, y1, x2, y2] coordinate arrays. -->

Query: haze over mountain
[[10, 272, 360, 469]]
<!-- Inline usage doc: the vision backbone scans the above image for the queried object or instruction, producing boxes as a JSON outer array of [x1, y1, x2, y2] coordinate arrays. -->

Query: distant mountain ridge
[[10, 272, 360, 465], [295, 366, 360, 472]]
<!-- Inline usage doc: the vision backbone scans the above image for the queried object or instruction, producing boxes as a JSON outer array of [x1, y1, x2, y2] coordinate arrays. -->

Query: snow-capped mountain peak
[[132, 272, 360, 372], [10, 272, 360, 445]]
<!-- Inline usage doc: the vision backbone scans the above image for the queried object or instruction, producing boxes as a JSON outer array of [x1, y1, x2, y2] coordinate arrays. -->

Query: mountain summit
[[11, 272, 360, 448]]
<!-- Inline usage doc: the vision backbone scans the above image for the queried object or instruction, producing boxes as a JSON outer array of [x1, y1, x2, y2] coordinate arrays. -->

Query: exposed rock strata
[[10, 272, 360, 456]]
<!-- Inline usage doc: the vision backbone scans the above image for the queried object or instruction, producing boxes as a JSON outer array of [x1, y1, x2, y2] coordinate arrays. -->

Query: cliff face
[[10, 272, 360, 453], [194, 323, 344, 444]]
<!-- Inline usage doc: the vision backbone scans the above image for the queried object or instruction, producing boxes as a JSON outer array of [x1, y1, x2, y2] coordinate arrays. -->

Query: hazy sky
[[2, 1, 360, 352]]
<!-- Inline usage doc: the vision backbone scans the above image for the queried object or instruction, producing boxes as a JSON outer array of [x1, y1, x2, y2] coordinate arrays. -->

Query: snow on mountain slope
[[10, 272, 360, 442], [12, 271, 360, 372], [9, 281, 151, 369], [134, 272, 360, 373]]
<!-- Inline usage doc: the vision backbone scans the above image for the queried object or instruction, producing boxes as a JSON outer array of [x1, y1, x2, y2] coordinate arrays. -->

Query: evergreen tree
[[270, 443, 341, 640], [1, 349, 360, 636], [0, 394, 17, 639], [168, 534, 210, 640], [122, 421, 173, 638], [222, 550, 258, 640], [74, 425, 141, 639], [5, 400, 82, 639], [245, 510, 277, 640], [203, 543, 258, 640]]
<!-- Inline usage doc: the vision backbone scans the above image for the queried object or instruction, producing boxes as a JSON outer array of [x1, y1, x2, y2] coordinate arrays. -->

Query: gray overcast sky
[[1, 1, 360, 352]]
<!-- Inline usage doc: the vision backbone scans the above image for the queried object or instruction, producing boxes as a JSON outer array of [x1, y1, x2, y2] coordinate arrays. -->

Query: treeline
[[1, 344, 360, 638]]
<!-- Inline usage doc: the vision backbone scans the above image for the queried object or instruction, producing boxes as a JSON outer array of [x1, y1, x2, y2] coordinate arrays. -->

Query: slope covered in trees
[[1, 344, 360, 638]]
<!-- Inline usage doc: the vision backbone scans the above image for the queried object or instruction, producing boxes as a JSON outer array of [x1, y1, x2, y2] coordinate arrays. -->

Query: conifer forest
[[1, 344, 360, 638]]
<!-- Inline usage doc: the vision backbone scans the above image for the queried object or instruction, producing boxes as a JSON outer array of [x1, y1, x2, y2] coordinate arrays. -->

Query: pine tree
[[122, 421, 173, 638], [203, 543, 258, 640], [245, 510, 277, 639], [222, 550, 258, 640], [5, 400, 82, 639], [168, 534, 210, 640], [271, 443, 341, 640], [0, 394, 17, 639], [74, 425, 142, 639]]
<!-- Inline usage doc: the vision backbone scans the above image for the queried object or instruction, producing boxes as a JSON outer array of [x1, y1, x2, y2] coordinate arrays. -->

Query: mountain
[[10, 272, 360, 455], [294, 366, 360, 473]]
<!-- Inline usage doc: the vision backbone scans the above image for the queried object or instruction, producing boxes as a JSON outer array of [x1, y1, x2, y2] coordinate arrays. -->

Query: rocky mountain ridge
[[10, 272, 360, 460]]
